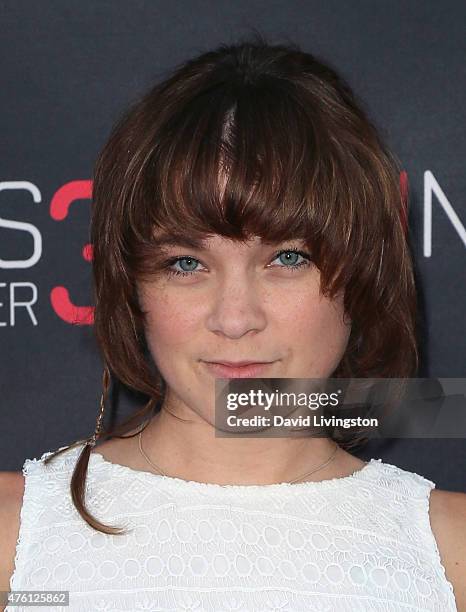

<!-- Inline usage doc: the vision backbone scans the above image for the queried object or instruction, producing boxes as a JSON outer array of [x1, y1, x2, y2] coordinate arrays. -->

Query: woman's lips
[[202, 361, 275, 378]]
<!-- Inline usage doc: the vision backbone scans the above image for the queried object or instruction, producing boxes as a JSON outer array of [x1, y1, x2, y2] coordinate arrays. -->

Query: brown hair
[[43, 33, 419, 535]]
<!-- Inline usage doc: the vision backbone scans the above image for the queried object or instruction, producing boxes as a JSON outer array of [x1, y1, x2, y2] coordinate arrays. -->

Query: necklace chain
[[138, 430, 339, 485]]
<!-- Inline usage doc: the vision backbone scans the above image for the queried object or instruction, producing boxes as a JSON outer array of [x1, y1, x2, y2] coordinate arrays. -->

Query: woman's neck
[[99, 407, 364, 486]]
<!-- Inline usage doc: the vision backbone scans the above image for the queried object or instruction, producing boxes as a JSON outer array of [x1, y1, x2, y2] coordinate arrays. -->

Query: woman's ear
[[343, 311, 352, 328]]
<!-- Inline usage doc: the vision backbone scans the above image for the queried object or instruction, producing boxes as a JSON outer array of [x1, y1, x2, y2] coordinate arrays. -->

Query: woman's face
[[137, 233, 351, 419]]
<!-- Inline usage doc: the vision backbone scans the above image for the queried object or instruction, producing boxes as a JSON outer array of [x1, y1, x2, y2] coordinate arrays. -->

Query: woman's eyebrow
[[153, 235, 208, 250]]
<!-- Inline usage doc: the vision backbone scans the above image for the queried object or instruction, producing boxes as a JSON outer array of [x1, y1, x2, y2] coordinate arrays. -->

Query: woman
[[1, 36, 464, 611]]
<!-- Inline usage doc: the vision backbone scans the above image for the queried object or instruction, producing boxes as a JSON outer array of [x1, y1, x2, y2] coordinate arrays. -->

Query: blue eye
[[164, 248, 312, 278], [273, 249, 310, 269], [168, 257, 201, 276]]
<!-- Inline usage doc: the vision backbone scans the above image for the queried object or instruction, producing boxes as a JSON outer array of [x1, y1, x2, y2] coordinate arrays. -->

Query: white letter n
[[424, 170, 466, 257]]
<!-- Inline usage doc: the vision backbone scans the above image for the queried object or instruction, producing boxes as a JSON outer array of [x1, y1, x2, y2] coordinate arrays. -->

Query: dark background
[[1, 0, 465, 490]]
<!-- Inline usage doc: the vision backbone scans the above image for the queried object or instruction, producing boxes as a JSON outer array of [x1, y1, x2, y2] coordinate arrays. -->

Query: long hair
[[44, 34, 419, 535]]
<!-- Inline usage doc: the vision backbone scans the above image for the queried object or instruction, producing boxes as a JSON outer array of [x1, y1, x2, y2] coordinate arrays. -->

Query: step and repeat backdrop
[[1, 1, 465, 489]]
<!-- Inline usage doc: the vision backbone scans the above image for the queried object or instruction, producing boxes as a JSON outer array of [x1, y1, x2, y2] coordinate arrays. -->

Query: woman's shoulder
[[0, 471, 25, 604], [0, 444, 87, 604], [429, 488, 466, 611], [375, 459, 466, 608]]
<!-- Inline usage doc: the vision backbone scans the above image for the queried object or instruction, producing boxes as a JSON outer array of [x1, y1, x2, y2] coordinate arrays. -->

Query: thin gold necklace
[[138, 430, 339, 485]]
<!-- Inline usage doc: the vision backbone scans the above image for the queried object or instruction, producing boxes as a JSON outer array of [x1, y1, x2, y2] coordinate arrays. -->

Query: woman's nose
[[205, 275, 268, 339]]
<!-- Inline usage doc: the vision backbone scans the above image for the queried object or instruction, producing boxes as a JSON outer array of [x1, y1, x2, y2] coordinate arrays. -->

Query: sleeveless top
[[6, 442, 457, 612]]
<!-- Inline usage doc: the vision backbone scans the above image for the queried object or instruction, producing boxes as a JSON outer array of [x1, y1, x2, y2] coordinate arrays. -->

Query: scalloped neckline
[[88, 445, 381, 493]]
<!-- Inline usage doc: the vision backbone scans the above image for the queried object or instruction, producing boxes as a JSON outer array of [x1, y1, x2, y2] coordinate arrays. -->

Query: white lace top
[[7, 442, 457, 612]]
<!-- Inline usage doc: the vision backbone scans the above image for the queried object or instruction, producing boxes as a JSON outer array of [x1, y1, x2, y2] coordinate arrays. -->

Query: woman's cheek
[[143, 293, 202, 351]]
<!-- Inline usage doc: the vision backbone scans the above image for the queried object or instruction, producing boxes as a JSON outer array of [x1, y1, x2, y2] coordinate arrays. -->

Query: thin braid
[[87, 363, 111, 448]]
